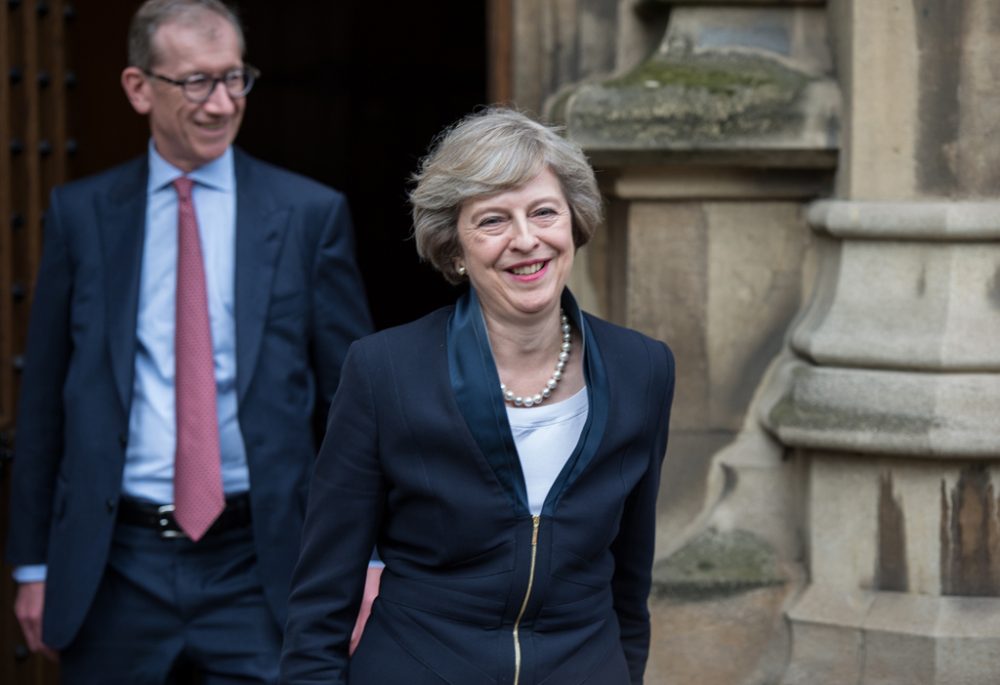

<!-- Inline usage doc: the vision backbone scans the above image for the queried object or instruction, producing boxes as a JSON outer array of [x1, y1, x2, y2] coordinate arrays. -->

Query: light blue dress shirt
[[123, 142, 249, 504], [15, 142, 249, 583]]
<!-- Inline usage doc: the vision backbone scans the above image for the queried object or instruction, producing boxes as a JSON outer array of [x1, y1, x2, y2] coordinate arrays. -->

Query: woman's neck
[[482, 303, 584, 406], [482, 306, 562, 363]]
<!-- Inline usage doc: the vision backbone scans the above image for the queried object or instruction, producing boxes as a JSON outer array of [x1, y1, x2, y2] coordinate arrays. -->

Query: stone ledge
[[760, 357, 1000, 457], [645, 0, 824, 5], [600, 164, 832, 199], [652, 527, 786, 600], [783, 586, 1000, 685], [809, 200, 1000, 241]]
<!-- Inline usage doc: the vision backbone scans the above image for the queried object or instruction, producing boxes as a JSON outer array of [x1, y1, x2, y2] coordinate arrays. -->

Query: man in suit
[[6, 0, 373, 681]]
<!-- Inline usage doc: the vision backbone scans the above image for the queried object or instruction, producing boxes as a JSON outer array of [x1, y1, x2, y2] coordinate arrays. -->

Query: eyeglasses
[[144, 65, 260, 104]]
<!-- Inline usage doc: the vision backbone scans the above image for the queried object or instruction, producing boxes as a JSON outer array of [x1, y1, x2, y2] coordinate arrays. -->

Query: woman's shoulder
[[584, 312, 675, 414], [354, 305, 454, 354], [583, 312, 674, 366], [583, 313, 675, 391]]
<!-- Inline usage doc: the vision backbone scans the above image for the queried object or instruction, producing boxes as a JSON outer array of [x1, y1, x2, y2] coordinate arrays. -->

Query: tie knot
[[173, 176, 195, 201]]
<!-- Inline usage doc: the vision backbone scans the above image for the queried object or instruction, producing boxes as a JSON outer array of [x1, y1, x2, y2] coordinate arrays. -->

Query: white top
[[507, 386, 589, 515]]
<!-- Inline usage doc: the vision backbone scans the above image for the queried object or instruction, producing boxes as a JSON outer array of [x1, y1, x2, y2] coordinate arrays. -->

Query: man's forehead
[[151, 13, 241, 67]]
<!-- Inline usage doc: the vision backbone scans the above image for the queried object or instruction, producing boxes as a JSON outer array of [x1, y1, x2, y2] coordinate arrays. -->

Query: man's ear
[[121, 66, 152, 115]]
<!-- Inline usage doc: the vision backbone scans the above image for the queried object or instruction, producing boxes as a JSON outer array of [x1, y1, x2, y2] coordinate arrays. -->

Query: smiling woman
[[454, 163, 580, 411], [456, 168, 576, 336], [281, 108, 677, 685]]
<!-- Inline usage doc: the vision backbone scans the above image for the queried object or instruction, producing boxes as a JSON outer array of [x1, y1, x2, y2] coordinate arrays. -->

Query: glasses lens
[[183, 75, 213, 102], [225, 69, 254, 98]]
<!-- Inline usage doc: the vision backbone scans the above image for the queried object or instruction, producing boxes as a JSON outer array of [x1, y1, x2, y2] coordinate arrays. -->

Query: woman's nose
[[510, 216, 539, 249]]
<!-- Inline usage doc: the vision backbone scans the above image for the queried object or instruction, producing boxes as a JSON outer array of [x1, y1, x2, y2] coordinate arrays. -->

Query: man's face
[[123, 14, 246, 171]]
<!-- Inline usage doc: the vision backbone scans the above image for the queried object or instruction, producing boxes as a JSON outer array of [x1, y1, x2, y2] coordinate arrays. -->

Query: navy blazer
[[281, 291, 675, 685], [5, 148, 373, 649]]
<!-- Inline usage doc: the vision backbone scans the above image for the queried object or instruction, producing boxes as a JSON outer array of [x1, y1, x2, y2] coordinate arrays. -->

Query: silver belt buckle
[[156, 503, 186, 539]]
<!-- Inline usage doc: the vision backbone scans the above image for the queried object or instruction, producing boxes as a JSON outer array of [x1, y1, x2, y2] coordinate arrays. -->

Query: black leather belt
[[117, 492, 252, 539]]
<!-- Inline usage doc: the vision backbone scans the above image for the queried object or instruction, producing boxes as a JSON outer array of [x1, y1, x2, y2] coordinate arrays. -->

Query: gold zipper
[[513, 515, 540, 685]]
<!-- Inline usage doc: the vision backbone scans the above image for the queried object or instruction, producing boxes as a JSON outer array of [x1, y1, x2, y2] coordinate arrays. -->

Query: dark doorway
[[230, 2, 489, 329], [3, 4, 488, 682], [74, 1, 489, 330]]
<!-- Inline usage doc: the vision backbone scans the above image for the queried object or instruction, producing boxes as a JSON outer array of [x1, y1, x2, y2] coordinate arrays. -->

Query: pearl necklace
[[500, 310, 571, 408]]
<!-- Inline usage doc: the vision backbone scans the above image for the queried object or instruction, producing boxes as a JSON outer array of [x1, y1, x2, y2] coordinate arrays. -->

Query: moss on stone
[[564, 53, 817, 147], [652, 528, 784, 601], [608, 55, 796, 94]]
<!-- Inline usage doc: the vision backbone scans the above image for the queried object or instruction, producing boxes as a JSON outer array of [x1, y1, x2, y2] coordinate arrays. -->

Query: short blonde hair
[[410, 108, 603, 285]]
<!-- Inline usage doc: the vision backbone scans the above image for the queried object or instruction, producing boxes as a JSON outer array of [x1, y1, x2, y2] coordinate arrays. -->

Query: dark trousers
[[60, 521, 281, 685]]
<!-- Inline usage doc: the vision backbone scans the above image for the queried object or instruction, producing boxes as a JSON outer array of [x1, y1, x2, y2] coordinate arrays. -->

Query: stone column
[[548, 4, 838, 682], [760, 1, 1000, 683]]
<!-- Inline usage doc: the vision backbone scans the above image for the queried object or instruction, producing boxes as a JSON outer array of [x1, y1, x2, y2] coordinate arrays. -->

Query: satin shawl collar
[[447, 289, 609, 518]]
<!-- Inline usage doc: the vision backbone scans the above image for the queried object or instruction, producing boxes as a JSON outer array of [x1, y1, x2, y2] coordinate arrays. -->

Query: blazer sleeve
[[6, 189, 74, 566], [609, 339, 675, 684], [308, 195, 373, 432], [280, 340, 384, 684]]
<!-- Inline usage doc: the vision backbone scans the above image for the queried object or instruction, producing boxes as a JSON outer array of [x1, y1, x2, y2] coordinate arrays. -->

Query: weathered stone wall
[[509, 0, 1000, 683], [510, 4, 836, 682], [767, 1, 1000, 683]]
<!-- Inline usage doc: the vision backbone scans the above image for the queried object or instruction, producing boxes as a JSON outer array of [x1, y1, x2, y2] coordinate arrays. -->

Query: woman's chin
[[481, 295, 562, 323]]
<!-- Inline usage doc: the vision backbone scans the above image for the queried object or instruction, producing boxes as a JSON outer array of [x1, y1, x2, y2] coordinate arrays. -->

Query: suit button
[[118, 433, 127, 448], [106, 498, 116, 513]]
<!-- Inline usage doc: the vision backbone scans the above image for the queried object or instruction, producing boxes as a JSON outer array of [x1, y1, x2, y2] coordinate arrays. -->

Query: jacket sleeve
[[308, 194, 373, 438], [609, 340, 675, 684], [280, 340, 384, 684], [6, 189, 74, 566]]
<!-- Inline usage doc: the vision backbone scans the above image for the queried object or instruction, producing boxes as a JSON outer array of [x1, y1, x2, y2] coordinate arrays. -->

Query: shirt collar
[[147, 139, 235, 194]]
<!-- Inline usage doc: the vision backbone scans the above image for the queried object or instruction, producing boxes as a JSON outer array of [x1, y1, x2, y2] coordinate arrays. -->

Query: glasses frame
[[143, 64, 260, 104]]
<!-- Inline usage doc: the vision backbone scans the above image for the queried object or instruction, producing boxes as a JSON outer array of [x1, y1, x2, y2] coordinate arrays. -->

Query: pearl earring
[[457, 264, 467, 276]]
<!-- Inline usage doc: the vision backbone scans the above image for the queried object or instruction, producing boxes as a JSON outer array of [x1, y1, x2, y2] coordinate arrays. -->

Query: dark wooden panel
[[0, 3, 489, 683], [0, 22, 18, 663], [1, 0, 15, 434], [2, 0, 70, 681]]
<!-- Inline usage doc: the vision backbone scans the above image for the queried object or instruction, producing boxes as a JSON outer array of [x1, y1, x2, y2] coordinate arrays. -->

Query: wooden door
[[0, 2, 493, 682], [2, 0, 78, 681]]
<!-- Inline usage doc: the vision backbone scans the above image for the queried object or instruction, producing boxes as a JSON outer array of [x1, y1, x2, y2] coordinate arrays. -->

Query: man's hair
[[127, 0, 245, 71]]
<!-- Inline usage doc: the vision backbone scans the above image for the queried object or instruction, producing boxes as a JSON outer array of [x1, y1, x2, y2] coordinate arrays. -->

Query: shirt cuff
[[13, 564, 47, 583]]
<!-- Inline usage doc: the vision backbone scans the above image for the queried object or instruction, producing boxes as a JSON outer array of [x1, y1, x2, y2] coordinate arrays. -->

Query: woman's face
[[456, 166, 575, 326]]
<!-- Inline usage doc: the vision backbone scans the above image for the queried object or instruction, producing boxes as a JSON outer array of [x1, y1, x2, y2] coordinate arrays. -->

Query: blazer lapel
[[448, 289, 527, 514], [544, 305, 609, 514], [101, 158, 149, 412], [233, 151, 286, 402], [446, 289, 610, 517]]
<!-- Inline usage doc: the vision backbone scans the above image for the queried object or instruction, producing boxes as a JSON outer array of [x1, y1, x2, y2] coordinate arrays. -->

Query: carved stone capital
[[549, 6, 839, 169]]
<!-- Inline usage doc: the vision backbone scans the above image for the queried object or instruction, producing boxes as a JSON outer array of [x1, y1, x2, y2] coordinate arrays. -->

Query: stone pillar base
[[783, 586, 1000, 685]]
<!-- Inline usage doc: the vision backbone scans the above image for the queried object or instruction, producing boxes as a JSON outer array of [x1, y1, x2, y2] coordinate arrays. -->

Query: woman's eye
[[478, 215, 504, 228], [533, 207, 557, 218]]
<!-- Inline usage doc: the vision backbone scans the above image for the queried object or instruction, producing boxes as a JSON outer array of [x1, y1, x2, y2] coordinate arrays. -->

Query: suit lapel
[[446, 289, 610, 517], [101, 157, 149, 412], [233, 150, 287, 402]]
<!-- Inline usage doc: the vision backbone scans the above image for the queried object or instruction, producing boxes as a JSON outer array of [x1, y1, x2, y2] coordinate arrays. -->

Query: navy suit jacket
[[5, 148, 373, 649], [281, 291, 674, 685]]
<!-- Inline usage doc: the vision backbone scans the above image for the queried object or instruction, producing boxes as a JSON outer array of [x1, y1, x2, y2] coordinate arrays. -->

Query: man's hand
[[349, 565, 383, 655], [14, 582, 58, 661]]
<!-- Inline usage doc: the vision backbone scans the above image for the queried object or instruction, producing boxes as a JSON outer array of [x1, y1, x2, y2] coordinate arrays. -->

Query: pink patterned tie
[[173, 177, 224, 541]]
